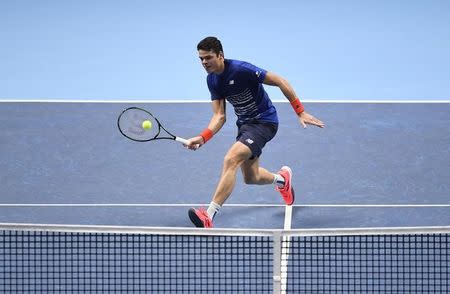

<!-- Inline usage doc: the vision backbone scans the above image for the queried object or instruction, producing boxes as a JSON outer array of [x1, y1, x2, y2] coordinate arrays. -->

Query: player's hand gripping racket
[[117, 107, 190, 145]]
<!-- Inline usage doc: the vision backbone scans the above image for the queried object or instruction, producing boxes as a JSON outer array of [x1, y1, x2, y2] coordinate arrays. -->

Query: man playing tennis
[[186, 37, 324, 228]]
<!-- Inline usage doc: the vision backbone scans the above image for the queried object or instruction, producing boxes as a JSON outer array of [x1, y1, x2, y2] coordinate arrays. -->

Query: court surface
[[0, 101, 449, 229]]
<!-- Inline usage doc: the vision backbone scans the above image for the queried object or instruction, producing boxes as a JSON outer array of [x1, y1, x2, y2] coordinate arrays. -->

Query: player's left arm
[[263, 72, 325, 128]]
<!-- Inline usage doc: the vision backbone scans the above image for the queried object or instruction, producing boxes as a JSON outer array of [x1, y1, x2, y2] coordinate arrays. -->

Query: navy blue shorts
[[236, 122, 278, 159]]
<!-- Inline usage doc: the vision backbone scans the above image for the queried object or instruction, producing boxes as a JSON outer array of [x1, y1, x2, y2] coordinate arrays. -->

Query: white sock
[[207, 201, 221, 220], [273, 173, 285, 188]]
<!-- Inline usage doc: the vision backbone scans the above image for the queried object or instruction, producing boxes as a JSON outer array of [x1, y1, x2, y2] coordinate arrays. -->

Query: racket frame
[[117, 107, 189, 145]]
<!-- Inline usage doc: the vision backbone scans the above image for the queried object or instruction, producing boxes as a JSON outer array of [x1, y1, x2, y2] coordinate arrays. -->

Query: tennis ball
[[142, 120, 152, 130]]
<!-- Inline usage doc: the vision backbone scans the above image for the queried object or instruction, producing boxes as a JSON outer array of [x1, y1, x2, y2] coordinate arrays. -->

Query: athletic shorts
[[236, 122, 278, 159]]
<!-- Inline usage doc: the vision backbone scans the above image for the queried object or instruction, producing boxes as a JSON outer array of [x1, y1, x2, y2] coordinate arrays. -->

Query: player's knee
[[223, 153, 244, 170]]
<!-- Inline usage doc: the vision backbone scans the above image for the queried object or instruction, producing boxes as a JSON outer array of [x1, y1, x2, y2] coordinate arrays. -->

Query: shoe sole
[[188, 208, 205, 228], [290, 187, 295, 205], [281, 166, 295, 205]]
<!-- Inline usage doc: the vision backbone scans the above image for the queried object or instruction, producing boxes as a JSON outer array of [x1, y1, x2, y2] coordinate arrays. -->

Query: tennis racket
[[117, 107, 190, 145]]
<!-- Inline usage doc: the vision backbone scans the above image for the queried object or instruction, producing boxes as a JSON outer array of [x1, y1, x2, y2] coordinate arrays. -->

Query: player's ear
[[218, 51, 224, 59]]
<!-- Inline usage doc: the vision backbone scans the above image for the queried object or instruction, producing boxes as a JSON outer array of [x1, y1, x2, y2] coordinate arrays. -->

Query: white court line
[[0, 203, 449, 207], [281, 205, 293, 293], [284, 206, 293, 230], [0, 99, 449, 103], [0, 99, 209, 103]]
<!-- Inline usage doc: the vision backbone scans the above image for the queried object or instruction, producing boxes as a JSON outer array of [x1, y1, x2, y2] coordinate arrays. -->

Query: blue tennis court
[[0, 101, 449, 292], [0, 101, 449, 228]]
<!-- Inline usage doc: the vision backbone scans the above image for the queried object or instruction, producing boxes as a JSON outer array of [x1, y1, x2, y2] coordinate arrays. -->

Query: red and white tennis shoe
[[188, 208, 213, 228], [276, 166, 295, 205]]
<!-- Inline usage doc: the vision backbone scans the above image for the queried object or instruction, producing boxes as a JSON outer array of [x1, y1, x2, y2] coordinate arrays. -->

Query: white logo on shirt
[[255, 71, 261, 77], [245, 138, 254, 144], [228, 80, 234, 85]]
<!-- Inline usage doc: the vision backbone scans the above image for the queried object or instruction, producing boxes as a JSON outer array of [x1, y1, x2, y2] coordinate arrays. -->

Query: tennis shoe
[[276, 166, 295, 205], [188, 208, 213, 228]]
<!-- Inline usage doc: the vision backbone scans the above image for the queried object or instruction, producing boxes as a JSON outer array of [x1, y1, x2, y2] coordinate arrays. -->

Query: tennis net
[[0, 223, 449, 293]]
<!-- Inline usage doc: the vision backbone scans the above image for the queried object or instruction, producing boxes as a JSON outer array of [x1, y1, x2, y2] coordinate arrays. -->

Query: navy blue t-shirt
[[207, 59, 278, 126]]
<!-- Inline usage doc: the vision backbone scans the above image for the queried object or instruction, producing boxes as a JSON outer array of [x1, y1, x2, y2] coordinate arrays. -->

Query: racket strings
[[118, 109, 159, 141]]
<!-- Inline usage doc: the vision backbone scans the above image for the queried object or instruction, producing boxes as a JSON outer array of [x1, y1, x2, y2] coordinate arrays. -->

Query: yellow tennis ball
[[142, 120, 152, 130]]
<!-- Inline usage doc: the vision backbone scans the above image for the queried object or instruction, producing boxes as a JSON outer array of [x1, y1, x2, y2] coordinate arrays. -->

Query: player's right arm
[[186, 98, 226, 150], [207, 98, 226, 134]]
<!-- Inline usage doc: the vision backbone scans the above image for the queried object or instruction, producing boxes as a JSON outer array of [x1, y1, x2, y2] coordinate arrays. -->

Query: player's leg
[[189, 141, 251, 228], [188, 122, 294, 228], [211, 141, 253, 205], [237, 123, 295, 205], [240, 156, 295, 205], [240, 157, 275, 185]]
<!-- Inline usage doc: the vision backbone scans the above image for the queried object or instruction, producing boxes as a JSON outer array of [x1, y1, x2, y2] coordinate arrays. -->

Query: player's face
[[198, 50, 224, 74]]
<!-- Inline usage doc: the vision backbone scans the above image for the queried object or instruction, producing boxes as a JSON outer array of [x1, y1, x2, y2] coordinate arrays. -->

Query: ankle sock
[[207, 201, 221, 220]]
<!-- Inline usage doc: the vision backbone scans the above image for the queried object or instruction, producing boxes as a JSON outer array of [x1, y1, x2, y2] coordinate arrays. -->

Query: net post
[[273, 231, 282, 294]]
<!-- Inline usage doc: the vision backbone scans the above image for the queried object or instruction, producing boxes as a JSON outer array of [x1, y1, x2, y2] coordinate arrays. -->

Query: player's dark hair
[[197, 36, 224, 56]]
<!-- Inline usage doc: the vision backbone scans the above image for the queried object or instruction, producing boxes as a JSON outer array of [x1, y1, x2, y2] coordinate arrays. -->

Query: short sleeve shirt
[[207, 59, 278, 126]]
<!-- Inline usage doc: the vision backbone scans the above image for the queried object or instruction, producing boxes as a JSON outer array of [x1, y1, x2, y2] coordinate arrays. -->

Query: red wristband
[[290, 98, 304, 114], [200, 128, 214, 143]]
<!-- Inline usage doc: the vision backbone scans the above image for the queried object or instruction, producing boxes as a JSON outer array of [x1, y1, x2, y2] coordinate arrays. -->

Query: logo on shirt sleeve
[[255, 71, 261, 78], [228, 80, 234, 85]]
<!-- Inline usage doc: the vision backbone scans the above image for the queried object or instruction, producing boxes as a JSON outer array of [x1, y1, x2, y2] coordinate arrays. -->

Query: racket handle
[[175, 137, 190, 145], [176, 137, 201, 149]]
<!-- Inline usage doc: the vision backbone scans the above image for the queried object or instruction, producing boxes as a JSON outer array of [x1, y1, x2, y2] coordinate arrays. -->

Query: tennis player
[[186, 37, 324, 228]]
